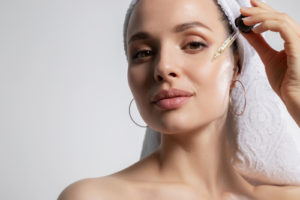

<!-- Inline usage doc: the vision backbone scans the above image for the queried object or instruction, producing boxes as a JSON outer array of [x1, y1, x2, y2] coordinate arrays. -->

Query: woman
[[58, 0, 300, 199]]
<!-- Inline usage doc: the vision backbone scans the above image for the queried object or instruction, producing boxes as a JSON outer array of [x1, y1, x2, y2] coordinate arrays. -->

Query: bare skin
[[58, 0, 300, 199], [58, 152, 300, 200]]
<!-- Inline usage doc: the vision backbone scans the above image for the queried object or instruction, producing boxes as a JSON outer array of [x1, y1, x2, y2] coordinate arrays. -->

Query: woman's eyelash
[[132, 41, 207, 60], [132, 49, 153, 60], [185, 41, 207, 50]]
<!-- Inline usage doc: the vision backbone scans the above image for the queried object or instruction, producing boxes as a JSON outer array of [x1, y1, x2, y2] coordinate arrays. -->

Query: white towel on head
[[124, 0, 300, 186]]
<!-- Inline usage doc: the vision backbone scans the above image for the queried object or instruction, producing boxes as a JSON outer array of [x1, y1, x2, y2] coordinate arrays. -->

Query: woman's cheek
[[191, 58, 233, 111], [127, 69, 137, 96], [188, 60, 217, 87], [128, 67, 148, 95], [216, 58, 234, 90], [214, 58, 235, 108]]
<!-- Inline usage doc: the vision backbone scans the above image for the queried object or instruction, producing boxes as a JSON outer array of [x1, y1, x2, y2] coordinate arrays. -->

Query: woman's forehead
[[127, 0, 222, 37]]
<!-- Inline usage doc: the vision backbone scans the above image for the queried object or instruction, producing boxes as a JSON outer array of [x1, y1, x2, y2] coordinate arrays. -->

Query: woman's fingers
[[252, 19, 294, 37], [239, 0, 300, 63], [241, 1, 300, 38], [278, 13, 300, 37], [250, 0, 274, 11], [242, 15, 299, 44], [240, 7, 268, 15], [242, 12, 300, 38]]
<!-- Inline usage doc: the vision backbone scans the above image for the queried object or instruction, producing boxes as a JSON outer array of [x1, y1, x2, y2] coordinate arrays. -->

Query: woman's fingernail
[[241, 7, 250, 11], [242, 17, 251, 22]]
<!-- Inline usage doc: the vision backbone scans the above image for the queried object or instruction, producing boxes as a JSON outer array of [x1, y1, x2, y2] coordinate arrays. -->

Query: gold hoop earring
[[129, 98, 148, 128], [229, 80, 246, 116]]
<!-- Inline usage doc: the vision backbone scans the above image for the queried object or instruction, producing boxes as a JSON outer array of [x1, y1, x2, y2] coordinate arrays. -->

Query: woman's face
[[126, 0, 237, 134]]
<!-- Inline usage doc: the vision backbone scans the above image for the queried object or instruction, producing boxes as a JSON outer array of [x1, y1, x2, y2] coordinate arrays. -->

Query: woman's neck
[[154, 115, 255, 198]]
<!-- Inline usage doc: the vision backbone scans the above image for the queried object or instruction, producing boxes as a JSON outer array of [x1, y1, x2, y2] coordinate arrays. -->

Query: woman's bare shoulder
[[254, 184, 300, 200], [57, 176, 131, 200]]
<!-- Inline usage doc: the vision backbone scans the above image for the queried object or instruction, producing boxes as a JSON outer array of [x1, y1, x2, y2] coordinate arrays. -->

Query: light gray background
[[0, 0, 299, 199]]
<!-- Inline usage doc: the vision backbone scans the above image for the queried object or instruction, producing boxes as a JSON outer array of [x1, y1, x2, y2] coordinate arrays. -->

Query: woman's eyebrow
[[128, 21, 212, 45], [128, 32, 150, 45], [174, 21, 212, 33]]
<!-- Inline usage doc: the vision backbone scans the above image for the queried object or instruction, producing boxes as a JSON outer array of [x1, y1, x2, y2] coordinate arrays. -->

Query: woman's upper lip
[[151, 88, 194, 103]]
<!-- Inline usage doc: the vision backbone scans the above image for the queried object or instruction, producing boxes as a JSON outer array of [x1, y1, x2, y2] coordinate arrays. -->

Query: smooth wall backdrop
[[0, 0, 299, 199]]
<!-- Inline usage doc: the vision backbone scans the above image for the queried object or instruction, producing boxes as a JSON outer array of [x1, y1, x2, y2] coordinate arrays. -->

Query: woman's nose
[[155, 71, 177, 82], [153, 48, 179, 82]]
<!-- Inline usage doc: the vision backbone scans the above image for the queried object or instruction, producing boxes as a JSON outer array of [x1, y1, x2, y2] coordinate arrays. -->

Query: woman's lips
[[154, 96, 191, 110]]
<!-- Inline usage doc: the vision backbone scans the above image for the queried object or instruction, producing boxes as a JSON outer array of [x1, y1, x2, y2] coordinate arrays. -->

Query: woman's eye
[[185, 41, 207, 50], [131, 41, 206, 61], [132, 50, 153, 60]]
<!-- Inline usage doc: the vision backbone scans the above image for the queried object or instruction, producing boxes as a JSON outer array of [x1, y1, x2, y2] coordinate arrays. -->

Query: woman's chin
[[150, 119, 200, 135]]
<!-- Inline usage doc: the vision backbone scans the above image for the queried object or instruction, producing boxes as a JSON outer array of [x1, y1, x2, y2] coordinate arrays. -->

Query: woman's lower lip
[[154, 96, 191, 110]]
